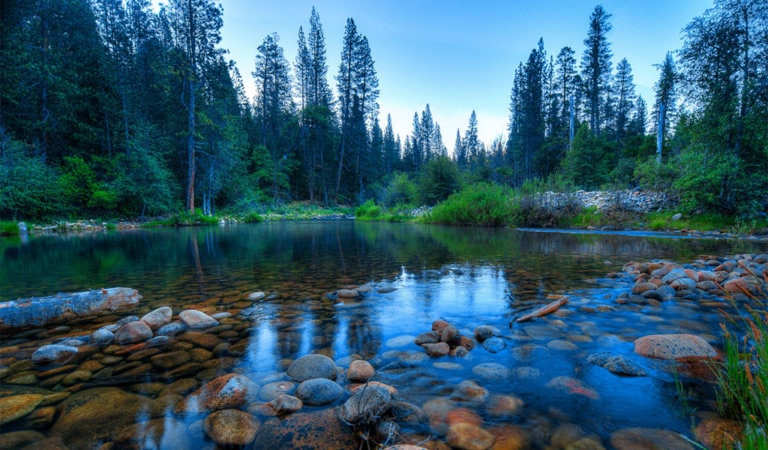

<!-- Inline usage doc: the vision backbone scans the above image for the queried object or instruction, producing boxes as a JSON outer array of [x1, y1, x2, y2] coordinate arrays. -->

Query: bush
[[426, 183, 514, 227], [419, 156, 462, 206], [241, 211, 263, 223], [383, 172, 418, 207], [355, 200, 382, 220], [0, 221, 20, 236]]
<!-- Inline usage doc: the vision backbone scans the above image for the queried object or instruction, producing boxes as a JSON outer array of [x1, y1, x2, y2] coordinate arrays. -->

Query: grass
[[424, 183, 516, 227], [0, 221, 20, 237], [142, 210, 219, 227]]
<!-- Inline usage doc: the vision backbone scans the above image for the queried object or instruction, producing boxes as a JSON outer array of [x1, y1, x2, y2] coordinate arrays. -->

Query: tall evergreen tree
[[652, 52, 677, 160], [613, 58, 636, 148], [581, 5, 613, 134]]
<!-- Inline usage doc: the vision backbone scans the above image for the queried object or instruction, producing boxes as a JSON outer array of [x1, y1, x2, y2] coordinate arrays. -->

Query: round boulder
[[287, 354, 337, 381], [634, 334, 717, 360], [114, 321, 153, 345], [205, 409, 260, 446], [347, 360, 375, 382], [295, 378, 345, 406], [140, 306, 173, 330], [178, 309, 218, 329]]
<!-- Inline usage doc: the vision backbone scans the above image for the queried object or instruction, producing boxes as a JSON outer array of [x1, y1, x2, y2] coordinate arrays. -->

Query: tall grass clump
[[714, 305, 768, 448], [425, 183, 515, 227], [0, 221, 20, 237], [355, 200, 382, 220]]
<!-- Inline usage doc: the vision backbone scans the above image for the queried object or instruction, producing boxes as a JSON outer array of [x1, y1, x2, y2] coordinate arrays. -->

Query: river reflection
[[1, 222, 767, 448]]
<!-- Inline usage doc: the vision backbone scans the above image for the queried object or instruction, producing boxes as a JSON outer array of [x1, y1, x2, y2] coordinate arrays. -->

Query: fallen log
[[0, 288, 141, 332], [515, 296, 568, 323]]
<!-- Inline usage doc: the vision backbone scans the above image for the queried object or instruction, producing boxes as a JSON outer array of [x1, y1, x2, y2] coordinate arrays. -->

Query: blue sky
[[214, 0, 713, 145]]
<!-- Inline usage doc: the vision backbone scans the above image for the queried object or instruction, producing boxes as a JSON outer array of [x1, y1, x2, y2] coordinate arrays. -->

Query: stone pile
[[615, 253, 768, 306], [413, 320, 479, 357], [536, 189, 673, 213]]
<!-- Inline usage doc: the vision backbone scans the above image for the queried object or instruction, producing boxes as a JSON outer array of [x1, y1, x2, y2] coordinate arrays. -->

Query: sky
[[182, 0, 713, 146]]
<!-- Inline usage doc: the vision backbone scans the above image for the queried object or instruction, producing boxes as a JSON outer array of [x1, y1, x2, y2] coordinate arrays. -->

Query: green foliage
[[355, 200, 381, 219], [426, 183, 514, 227], [714, 303, 768, 449], [383, 172, 418, 207], [0, 221, 20, 237], [670, 146, 741, 214], [0, 131, 66, 219], [634, 156, 677, 191], [241, 211, 263, 223], [561, 124, 611, 190], [419, 156, 462, 206]]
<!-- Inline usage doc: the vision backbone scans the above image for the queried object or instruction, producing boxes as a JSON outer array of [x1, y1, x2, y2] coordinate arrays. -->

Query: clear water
[[1, 222, 766, 448]]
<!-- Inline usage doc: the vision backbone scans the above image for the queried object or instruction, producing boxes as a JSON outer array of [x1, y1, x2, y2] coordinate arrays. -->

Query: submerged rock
[[204, 409, 260, 446], [252, 409, 358, 449], [633, 334, 717, 360], [609, 427, 694, 450], [31, 344, 79, 366], [287, 354, 338, 381], [587, 353, 647, 376], [340, 383, 394, 425], [295, 378, 345, 406], [0, 394, 45, 426], [114, 321, 153, 345], [178, 309, 218, 329], [140, 306, 173, 330]]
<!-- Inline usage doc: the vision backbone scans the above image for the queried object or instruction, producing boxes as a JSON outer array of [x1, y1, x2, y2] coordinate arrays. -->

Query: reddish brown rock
[[114, 321, 153, 345], [609, 427, 694, 450], [0, 394, 45, 426], [631, 282, 658, 294], [347, 359, 375, 382], [432, 320, 451, 333], [205, 409, 260, 446], [693, 418, 743, 450], [251, 408, 358, 449], [633, 334, 717, 360], [488, 424, 531, 450], [182, 373, 254, 413], [446, 408, 482, 427], [422, 342, 450, 357], [446, 422, 495, 450]]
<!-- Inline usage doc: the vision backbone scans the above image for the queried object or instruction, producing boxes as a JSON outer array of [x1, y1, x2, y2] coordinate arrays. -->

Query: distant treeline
[[1, 0, 766, 220]]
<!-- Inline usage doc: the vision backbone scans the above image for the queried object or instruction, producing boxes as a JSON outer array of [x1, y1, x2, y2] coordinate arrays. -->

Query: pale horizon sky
[[160, 1, 714, 146]]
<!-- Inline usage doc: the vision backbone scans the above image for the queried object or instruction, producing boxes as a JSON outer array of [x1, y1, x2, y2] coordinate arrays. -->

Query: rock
[[662, 268, 696, 290], [446, 408, 483, 427], [451, 380, 489, 403], [295, 378, 345, 406], [488, 424, 530, 450], [415, 331, 440, 345], [337, 289, 359, 299], [62, 369, 92, 385], [253, 408, 358, 449], [204, 409, 259, 446], [112, 416, 194, 449], [432, 320, 451, 333], [693, 418, 742, 450], [587, 353, 647, 376], [248, 291, 266, 300], [609, 427, 694, 450], [472, 363, 510, 381], [0, 287, 142, 332], [634, 334, 717, 359], [446, 422, 495, 450], [390, 401, 427, 424], [724, 276, 762, 295], [546, 376, 599, 399], [347, 360, 375, 382], [114, 321, 154, 345], [91, 328, 114, 345], [474, 325, 500, 342], [156, 321, 187, 337], [31, 344, 79, 366], [340, 383, 394, 425], [140, 306, 173, 330], [672, 213, 683, 221], [269, 394, 303, 415], [151, 350, 191, 369], [482, 337, 506, 353], [386, 335, 416, 347], [178, 309, 218, 329], [260, 380, 297, 401], [0, 430, 47, 449], [0, 394, 45, 425], [487, 395, 525, 417], [422, 342, 450, 357], [287, 354, 338, 381], [50, 387, 148, 448], [441, 325, 459, 343], [631, 282, 658, 294], [182, 373, 254, 413]]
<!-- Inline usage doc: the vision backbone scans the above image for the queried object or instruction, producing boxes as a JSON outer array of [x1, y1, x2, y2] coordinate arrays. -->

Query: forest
[[0, 0, 766, 221]]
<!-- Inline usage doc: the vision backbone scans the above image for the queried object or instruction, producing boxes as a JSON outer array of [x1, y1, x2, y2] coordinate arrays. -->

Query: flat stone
[[0, 394, 45, 425], [336, 289, 359, 299], [610, 427, 694, 450], [634, 334, 717, 359], [248, 292, 266, 300], [422, 342, 450, 357], [0, 430, 47, 449], [451, 380, 489, 403], [446, 422, 495, 450], [182, 373, 255, 412], [269, 394, 303, 415], [151, 350, 191, 369], [474, 325, 500, 342], [385, 335, 416, 347], [91, 328, 115, 345], [587, 353, 647, 376], [482, 337, 506, 353], [546, 376, 599, 400], [259, 380, 296, 401], [31, 344, 79, 365], [156, 321, 187, 336], [472, 362, 510, 381], [252, 408, 357, 449]]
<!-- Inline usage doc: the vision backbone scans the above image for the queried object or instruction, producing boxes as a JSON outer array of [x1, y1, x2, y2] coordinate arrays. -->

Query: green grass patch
[[241, 211, 263, 223], [713, 301, 768, 448], [425, 183, 515, 227], [355, 201, 416, 222], [141, 210, 219, 227], [0, 221, 20, 237]]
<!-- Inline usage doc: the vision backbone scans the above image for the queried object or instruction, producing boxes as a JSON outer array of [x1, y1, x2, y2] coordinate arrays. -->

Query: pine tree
[[613, 58, 636, 148], [581, 5, 613, 134], [652, 52, 677, 160]]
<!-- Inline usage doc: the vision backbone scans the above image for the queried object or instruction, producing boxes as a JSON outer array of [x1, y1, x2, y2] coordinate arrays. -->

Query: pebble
[[178, 310, 219, 329], [205, 409, 260, 446]]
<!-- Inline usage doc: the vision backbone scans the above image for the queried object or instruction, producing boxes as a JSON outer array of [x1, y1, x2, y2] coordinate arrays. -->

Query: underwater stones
[[269, 394, 303, 415], [295, 378, 345, 406], [0, 430, 47, 449], [414, 331, 440, 345], [0, 394, 45, 426], [451, 380, 489, 403], [446, 422, 495, 450], [545, 376, 599, 400], [471, 363, 510, 381], [260, 380, 297, 401], [287, 353, 338, 381], [247, 291, 266, 300], [473, 325, 500, 342], [482, 337, 506, 353], [416, 320, 479, 358], [340, 383, 394, 425], [178, 309, 218, 329], [156, 321, 186, 337], [633, 334, 717, 360], [336, 289, 359, 299], [91, 328, 114, 345], [252, 408, 358, 449], [140, 306, 173, 330], [486, 395, 525, 417], [347, 359, 375, 382], [205, 409, 260, 446], [114, 321, 153, 345], [31, 344, 79, 366], [693, 418, 743, 450], [422, 342, 450, 357], [609, 427, 694, 450], [587, 353, 647, 376], [183, 373, 254, 412], [150, 350, 191, 369]]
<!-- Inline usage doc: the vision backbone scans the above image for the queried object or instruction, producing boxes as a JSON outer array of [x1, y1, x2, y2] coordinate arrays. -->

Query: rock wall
[[534, 189, 673, 213]]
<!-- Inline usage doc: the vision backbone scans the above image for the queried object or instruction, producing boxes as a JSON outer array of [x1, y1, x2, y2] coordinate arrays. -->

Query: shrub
[[383, 172, 418, 207], [419, 156, 462, 206], [0, 221, 20, 237], [426, 183, 514, 227], [242, 211, 263, 223], [355, 200, 382, 220]]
